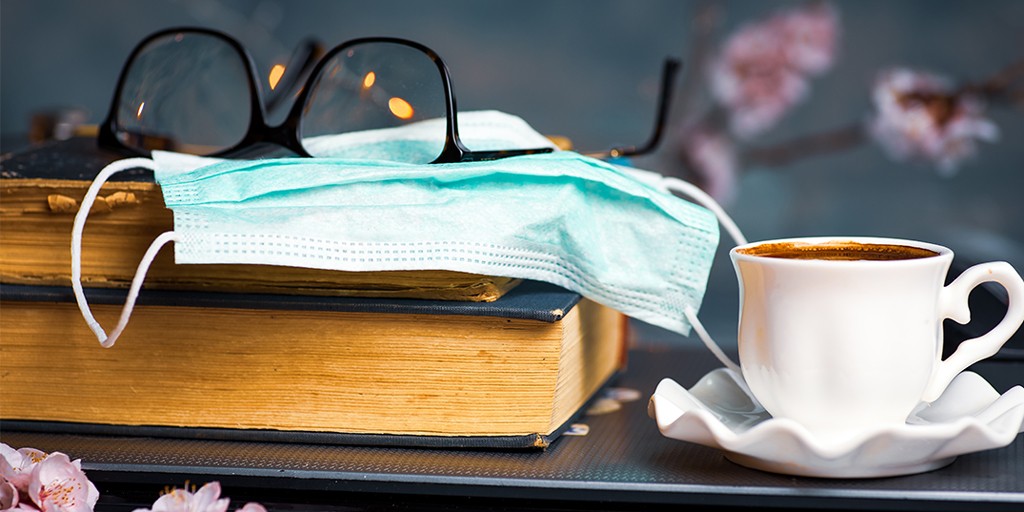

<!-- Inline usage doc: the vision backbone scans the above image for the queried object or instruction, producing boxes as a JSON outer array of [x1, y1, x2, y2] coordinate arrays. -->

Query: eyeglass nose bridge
[[219, 121, 308, 159], [285, 36, 465, 161]]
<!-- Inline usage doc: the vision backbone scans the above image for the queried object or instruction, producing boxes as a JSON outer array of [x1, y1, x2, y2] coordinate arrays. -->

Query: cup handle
[[922, 261, 1024, 402]]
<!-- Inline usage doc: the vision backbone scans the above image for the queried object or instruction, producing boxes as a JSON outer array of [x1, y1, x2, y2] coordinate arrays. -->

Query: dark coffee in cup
[[736, 240, 939, 261]]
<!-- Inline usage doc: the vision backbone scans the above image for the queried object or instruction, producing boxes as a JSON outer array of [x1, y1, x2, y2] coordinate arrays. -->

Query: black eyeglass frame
[[98, 27, 552, 163], [583, 58, 681, 160], [263, 36, 325, 116]]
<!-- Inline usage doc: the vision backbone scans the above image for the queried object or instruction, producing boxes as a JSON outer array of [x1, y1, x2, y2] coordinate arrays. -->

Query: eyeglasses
[[98, 27, 679, 164], [97, 27, 553, 164]]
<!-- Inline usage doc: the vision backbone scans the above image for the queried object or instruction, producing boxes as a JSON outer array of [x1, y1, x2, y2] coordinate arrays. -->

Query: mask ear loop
[[663, 177, 745, 374], [71, 157, 178, 348]]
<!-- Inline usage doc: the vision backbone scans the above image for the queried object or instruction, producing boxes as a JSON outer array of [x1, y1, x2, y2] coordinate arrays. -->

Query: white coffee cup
[[731, 237, 1024, 441]]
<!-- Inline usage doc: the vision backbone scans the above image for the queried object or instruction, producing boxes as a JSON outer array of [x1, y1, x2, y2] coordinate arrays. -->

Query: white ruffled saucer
[[649, 368, 1024, 478]]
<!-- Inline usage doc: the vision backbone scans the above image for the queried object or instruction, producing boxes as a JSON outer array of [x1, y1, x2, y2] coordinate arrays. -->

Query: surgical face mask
[[72, 111, 742, 363]]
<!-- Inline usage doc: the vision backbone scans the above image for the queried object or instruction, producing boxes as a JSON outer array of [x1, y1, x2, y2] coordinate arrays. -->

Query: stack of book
[[0, 138, 629, 449]]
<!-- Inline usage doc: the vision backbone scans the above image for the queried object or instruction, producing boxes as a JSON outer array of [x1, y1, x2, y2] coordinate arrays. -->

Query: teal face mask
[[71, 112, 722, 348]]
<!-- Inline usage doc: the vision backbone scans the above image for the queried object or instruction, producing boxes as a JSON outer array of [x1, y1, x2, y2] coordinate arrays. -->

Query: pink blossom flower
[[681, 129, 738, 204], [1, 477, 19, 510], [233, 503, 267, 512], [1, 450, 267, 512], [131, 481, 261, 512], [1, 444, 48, 492], [26, 452, 99, 512], [710, 23, 806, 138], [710, 3, 839, 138], [869, 68, 999, 174], [778, 3, 840, 75], [1, 444, 100, 512]]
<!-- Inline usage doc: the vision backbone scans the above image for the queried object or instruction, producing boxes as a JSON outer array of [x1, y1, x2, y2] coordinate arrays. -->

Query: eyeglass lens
[[299, 41, 448, 164], [115, 32, 252, 156]]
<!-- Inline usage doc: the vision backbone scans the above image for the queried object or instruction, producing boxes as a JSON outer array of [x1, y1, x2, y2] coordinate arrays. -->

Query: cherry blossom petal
[[141, 482, 229, 512], [234, 503, 267, 512], [190, 482, 229, 512], [1, 478, 20, 509], [1, 444, 46, 492], [27, 452, 93, 512], [0, 444, 20, 467], [85, 479, 100, 510], [146, 489, 190, 512]]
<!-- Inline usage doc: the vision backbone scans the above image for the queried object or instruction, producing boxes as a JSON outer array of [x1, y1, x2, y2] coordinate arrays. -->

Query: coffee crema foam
[[737, 241, 940, 261]]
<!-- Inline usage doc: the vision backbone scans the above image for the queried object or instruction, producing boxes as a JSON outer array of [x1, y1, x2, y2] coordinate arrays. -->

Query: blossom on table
[[0, 443, 99, 512], [1, 445, 265, 512], [131, 481, 265, 512], [0, 445, 46, 493], [234, 504, 266, 512], [869, 68, 999, 174], [710, 3, 839, 138], [131, 481, 227, 512], [27, 453, 99, 512]]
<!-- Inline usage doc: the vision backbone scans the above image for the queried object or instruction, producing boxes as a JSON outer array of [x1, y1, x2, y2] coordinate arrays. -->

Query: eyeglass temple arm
[[265, 37, 326, 114], [585, 57, 682, 160], [455, 147, 555, 162]]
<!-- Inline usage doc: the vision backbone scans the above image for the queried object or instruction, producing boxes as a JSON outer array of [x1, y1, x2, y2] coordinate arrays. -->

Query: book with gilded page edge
[[0, 280, 629, 449], [0, 137, 519, 301]]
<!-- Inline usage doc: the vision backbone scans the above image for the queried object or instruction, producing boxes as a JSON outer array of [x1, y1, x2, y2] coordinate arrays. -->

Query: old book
[[0, 280, 628, 449], [0, 137, 518, 301]]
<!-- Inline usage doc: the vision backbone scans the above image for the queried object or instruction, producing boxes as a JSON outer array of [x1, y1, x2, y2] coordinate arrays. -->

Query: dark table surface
[[3, 342, 1022, 512]]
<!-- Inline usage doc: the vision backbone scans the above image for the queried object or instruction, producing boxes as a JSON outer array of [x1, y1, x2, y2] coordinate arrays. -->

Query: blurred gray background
[[3, 0, 1023, 347]]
